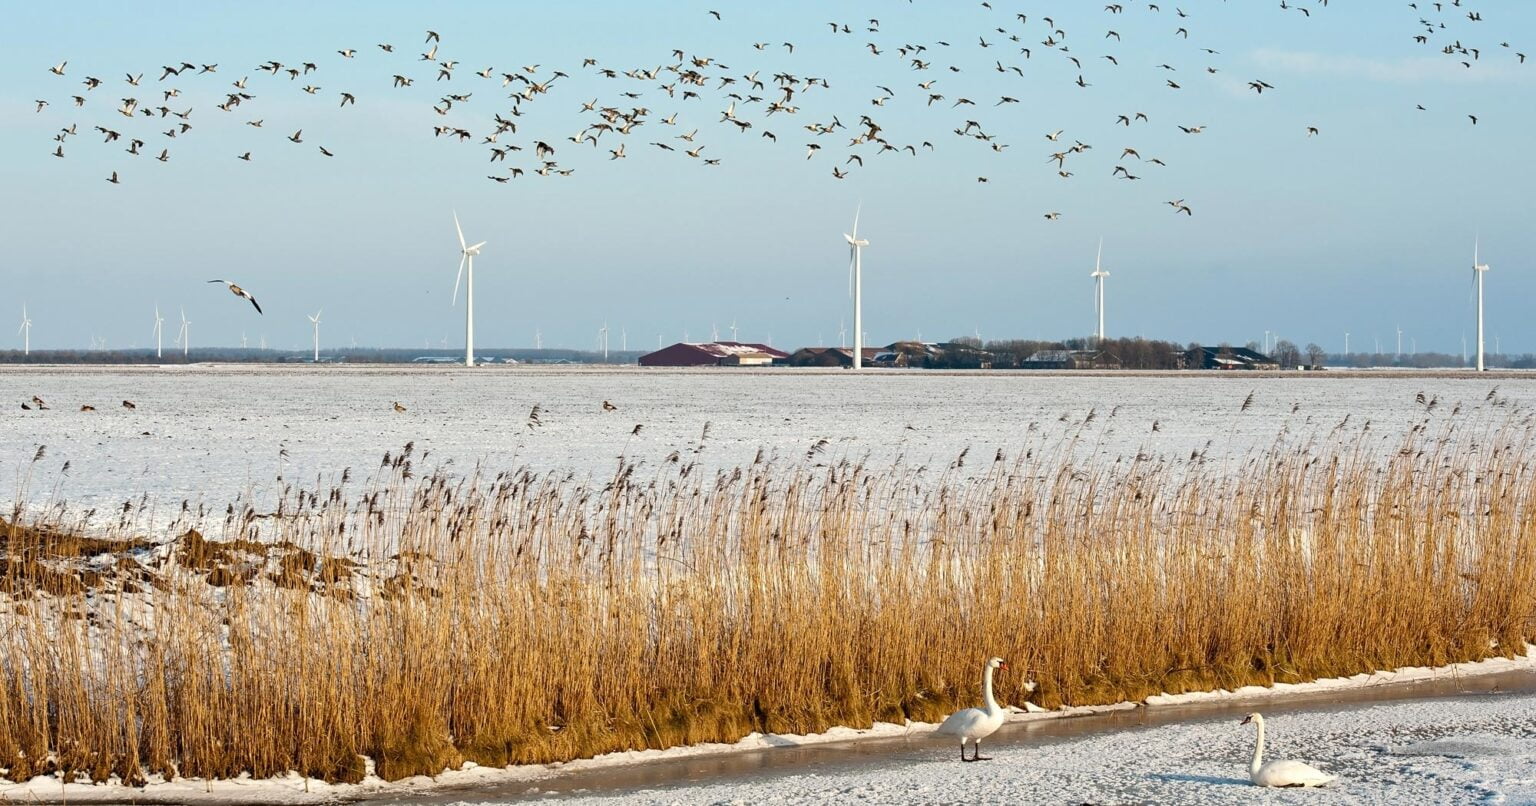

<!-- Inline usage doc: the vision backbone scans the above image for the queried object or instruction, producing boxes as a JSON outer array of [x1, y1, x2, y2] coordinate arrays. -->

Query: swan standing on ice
[[1240, 713, 1336, 787], [936, 657, 1009, 762]]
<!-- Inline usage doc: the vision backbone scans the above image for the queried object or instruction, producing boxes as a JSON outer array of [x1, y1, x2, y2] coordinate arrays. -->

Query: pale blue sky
[[3, 1, 1531, 354]]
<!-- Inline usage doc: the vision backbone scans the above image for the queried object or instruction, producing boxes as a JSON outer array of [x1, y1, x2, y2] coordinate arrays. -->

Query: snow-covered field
[[3, 365, 1530, 523]]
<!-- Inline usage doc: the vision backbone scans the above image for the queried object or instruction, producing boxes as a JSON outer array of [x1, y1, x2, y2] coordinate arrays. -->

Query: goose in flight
[[288, 129, 303, 143], [106, 171, 120, 184], [49, 61, 67, 76], [208, 280, 263, 314]]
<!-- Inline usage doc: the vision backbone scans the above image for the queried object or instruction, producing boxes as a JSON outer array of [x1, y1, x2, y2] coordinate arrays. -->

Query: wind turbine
[[177, 307, 190, 357], [599, 321, 609, 361], [843, 204, 869, 369], [1091, 238, 1109, 343], [152, 305, 165, 359], [1473, 237, 1490, 371], [838, 318, 847, 349], [308, 309, 323, 362], [729, 320, 738, 342], [1396, 325, 1402, 361], [451, 211, 487, 368], [18, 305, 32, 355]]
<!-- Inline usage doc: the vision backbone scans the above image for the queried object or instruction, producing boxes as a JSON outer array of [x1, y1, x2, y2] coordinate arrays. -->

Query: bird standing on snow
[[207, 279, 263, 313], [935, 657, 1009, 762]]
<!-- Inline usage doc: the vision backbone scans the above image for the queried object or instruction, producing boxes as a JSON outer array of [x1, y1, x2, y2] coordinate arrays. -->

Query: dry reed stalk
[[2, 416, 1536, 785]]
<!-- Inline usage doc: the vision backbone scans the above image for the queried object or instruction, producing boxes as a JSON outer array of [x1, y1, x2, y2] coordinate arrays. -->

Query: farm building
[[1021, 350, 1122, 370], [638, 341, 789, 367], [785, 347, 887, 367], [1186, 346, 1279, 370]]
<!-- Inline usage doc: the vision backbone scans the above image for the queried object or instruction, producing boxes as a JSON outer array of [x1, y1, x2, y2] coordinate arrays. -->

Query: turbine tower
[[152, 304, 164, 359], [1473, 238, 1490, 372], [843, 205, 869, 369], [308, 309, 323, 362], [1091, 238, 1109, 343], [18, 305, 32, 356], [451, 211, 487, 368]]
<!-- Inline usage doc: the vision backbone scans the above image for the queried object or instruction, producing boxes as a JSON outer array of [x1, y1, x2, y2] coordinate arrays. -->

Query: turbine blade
[[847, 247, 855, 297], [851, 201, 861, 240], [452, 253, 466, 306], [454, 210, 467, 251], [468, 240, 486, 252]]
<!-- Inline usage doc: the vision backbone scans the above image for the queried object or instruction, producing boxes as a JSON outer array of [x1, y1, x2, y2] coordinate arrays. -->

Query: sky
[[2, 0, 1532, 355]]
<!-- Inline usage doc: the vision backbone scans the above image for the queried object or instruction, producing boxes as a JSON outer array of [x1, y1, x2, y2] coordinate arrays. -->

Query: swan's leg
[[959, 742, 970, 762], [973, 740, 991, 761]]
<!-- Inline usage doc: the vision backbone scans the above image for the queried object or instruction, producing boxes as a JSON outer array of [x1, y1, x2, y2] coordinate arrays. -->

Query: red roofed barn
[[638, 341, 789, 367]]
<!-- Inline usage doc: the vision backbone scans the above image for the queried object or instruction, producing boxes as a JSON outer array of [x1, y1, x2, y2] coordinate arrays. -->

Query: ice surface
[[525, 694, 1536, 805]]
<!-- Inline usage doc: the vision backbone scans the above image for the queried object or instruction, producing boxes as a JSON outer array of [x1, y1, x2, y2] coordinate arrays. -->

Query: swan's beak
[[999, 662, 1009, 670], [1239, 716, 1253, 726]]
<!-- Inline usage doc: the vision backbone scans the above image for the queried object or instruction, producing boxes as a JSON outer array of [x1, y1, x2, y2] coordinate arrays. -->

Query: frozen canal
[[420, 672, 1536, 805], [1, 365, 1532, 523]]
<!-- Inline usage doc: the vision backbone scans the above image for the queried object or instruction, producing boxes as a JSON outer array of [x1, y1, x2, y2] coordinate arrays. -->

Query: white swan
[[1241, 713, 1336, 787], [935, 657, 1008, 762]]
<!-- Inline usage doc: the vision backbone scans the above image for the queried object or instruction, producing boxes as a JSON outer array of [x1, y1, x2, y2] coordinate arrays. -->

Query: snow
[[529, 694, 1536, 805], [2, 366, 1529, 529], [3, 649, 1532, 804]]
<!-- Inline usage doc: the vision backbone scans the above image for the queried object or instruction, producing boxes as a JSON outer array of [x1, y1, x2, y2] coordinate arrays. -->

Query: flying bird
[[207, 279, 263, 314]]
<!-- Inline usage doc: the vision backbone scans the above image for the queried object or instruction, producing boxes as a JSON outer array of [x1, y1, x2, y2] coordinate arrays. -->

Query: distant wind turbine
[[599, 321, 609, 360], [18, 305, 32, 355], [451, 210, 487, 367], [729, 320, 738, 342], [308, 309, 323, 362], [1091, 238, 1109, 343], [177, 307, 190, 357], [844, 204, 869, 369], [1473, 237, 1490, 371], [152, 304, 164, 358]]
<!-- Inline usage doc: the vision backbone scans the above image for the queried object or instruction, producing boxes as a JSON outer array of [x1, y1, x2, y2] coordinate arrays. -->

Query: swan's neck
[[1250, 718, 1265, 775], [982, 666, 1000, 714]]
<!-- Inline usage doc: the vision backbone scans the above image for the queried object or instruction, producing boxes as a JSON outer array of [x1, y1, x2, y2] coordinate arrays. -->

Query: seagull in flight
[[208, 280, 263, 314]]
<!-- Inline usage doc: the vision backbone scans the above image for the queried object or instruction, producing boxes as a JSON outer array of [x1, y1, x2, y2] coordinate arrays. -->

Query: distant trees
[[1305, 343, 1326, 368], [1273, 339, 1301, 370]]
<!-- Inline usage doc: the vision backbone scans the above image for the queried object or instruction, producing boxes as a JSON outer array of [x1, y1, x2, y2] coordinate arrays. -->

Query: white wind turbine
[[843, 204, 869, 369], [1091, 238, 1109, 344], [152, 304, 164, 358], [451, 211, 487, 368], [308, 309, 323, 362], [1473, 237, 1490, 372], [18, 305, 32, 355], [599, 321, 609, 361], [177, 307, 190, 357], [729, 320, 738, 342]]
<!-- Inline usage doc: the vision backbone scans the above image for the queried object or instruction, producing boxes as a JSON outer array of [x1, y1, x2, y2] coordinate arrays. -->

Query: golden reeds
[[3, 415, 1536, 785]]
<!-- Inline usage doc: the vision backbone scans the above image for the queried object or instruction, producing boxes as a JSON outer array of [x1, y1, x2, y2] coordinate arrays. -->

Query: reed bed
[[3, 413, 1536, 786]]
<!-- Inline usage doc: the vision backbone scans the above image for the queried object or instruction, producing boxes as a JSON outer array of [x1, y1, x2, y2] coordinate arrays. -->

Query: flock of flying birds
[[33, 0, 1521, 222]]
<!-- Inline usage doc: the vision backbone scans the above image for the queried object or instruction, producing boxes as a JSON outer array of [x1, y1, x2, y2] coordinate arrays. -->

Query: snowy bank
[[4, 648, 1532, 804]]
